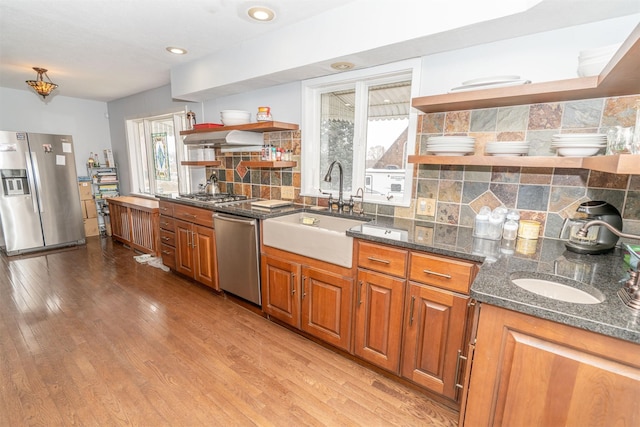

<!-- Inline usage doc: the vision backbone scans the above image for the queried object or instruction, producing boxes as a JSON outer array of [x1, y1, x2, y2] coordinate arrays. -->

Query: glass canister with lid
[[256, 106, 272, 122]]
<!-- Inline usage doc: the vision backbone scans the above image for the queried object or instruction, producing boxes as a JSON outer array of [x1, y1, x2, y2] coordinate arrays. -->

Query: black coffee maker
[[561, 201, 623, 254]]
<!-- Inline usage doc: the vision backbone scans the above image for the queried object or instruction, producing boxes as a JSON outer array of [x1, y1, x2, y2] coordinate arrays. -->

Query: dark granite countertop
[[156, 195, 639, 344], [348, 217, 640, 344]]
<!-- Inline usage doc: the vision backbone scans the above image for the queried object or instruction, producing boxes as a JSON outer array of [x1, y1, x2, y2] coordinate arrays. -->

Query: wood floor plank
[[0, 237, 459, 426]]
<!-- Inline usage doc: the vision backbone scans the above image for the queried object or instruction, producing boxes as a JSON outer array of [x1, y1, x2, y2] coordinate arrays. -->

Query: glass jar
[[256, 106, 272, 122]]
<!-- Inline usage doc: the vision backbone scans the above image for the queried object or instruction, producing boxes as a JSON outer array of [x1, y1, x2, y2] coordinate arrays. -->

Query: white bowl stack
[[485, 141, 530, 157], [577, 43, 621, 77], [221, 110, 251, 126], [426, 136, 475, 156], [551, 133, 607, 157]]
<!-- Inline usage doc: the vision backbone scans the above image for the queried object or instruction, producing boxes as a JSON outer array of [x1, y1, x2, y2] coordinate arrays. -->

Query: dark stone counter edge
[[156, 195, 639, 344]]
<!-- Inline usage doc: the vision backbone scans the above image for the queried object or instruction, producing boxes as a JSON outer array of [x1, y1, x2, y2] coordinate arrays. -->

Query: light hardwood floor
[[0, 237, 458, 426]]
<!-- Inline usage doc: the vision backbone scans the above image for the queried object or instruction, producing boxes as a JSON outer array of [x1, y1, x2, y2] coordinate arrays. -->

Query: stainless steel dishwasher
[[213, 213, 261, 306]]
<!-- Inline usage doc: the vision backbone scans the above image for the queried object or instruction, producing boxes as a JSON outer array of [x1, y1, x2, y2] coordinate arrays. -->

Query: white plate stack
[[485, 141, 530, 157], [449, 75, 531, 93], [577, 43, 621, 77], [551, 133, 607, 157], [426, 136, 475, 156]]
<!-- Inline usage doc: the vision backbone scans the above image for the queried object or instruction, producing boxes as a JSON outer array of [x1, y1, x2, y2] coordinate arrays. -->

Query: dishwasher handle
[[213, 213, 256, 226]]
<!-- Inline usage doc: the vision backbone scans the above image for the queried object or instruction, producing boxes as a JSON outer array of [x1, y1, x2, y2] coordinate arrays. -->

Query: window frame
[[301, 58, 421, 207], [125, 111, 188, 196]]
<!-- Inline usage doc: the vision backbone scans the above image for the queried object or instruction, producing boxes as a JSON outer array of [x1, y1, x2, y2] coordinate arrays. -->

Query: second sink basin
[[510, 272, 605, 304], [262, 212, 369, 268]]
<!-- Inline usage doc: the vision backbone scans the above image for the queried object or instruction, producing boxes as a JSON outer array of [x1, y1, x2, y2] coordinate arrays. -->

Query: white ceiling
[[1, 0, 638, 103]]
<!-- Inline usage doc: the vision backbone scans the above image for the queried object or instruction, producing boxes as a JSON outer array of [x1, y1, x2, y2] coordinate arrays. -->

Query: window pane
[[365, 81, 410, 198], [150, 118, 179, 194], [320, 89, 355, 193]]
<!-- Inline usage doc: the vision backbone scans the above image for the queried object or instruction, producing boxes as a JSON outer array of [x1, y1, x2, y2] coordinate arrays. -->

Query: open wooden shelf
[[180, 121, 298, 136], [411, 24, 640, 113], [408, 154, 639, 174], [241, 161, 297, 168], [180, 161, 222, 167]]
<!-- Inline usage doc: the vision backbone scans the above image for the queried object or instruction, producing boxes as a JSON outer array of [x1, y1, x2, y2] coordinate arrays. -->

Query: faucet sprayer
[[323, 160, 345, 212], [578, 220, 640, 312]]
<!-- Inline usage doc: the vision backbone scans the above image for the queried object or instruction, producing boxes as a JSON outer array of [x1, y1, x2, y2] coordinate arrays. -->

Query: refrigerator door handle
[[30, 152, 44, 213], [24, 152, 39, 213]]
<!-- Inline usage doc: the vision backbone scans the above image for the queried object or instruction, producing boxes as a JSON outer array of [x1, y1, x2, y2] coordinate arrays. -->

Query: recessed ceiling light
[[248, 6, 275, 22], [166, 47, 187, 55], [331, 62, 355, 71]]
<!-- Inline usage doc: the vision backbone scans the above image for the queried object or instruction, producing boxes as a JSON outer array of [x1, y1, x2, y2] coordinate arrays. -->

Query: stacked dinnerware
[[449, 75, 531, 93], [577, 43, 621, 77], [426, 136, 475, 156], [551, 133, 607, 157], [485, 141, 530, 157]]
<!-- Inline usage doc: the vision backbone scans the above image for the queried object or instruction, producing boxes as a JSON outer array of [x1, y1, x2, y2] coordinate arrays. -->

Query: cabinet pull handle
[[161, 250, 171, 255], [161, 236, 170, 241], [358, 281, 363, 306], [160, 221, 169, 226], [454, 349, 468, 390], [191, 230, 197, 248], [367, 256, 390, 264], [302, 276, 306, 299], [291, 273, 296, 295], [422, 269, 451, 279], [409, 295, 415, 326]]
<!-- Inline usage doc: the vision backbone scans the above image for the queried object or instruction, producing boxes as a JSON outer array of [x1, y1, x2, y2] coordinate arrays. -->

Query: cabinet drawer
[[409, 252, 475, 294], [158, 200, 174, 217], [160, 229, 175, 247], [173, 204, 214, 228], [160, 244, 176, 269], [357, 241, 408, 278], [159, 215, 175, 232]]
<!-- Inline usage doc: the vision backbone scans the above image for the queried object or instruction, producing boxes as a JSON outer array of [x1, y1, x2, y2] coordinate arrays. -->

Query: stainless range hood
[[183, 130, 263, 152]]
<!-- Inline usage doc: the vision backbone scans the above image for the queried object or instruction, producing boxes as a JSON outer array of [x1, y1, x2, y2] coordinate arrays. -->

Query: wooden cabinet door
[[463, 304, 640, 426], [261, 255, 300, 328], [354, 269, 405, 373], [193, 225, 218, 290], [401, 282, 468, 400], [300, 266, 353, 351], [174, 219, 194, 278]]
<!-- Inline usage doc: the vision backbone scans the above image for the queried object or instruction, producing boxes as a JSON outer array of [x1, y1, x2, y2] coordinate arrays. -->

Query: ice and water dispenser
[[1, 169, 30, 196]]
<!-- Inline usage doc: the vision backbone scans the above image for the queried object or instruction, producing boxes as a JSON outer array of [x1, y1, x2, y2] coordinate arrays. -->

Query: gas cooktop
[[177, 193, 248, 204]]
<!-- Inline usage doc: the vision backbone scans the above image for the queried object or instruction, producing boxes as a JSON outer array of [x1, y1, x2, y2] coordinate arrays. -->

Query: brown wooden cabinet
[[159, 200, 218, 290], [462, 304, 640, 426], [261, 254, 300, 328], [401, 282, 469, 400], [107, 196, 160, 256], [261, 252, 353, 351], [354, 268, 406, 373]]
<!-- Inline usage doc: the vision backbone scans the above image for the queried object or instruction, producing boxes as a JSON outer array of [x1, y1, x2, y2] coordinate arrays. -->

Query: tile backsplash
[[212, 94, 640, 241]]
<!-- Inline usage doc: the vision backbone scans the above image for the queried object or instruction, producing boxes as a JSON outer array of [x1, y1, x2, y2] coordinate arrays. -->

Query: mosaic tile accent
[[529, 103, 563, 130], [422, 113, 445, 133], [470, 108, 497, 132], [496, 105, 529, 131], [602, 95, 640, 127], [462, 181, 490, 203], [562, 99, 603, 128], [489, 183, 518, 208], [436, 202, 460, 224], [587, 171, 629, 189], [438, 180, 462, 203], [516, 185, 550, 211], [444, 111, 470, 133], [549, 186, 586, 214]]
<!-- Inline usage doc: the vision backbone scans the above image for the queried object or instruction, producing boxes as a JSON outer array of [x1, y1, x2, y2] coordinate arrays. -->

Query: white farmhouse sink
[[510, 273, 605, 304], [262, 212, 368, 268]]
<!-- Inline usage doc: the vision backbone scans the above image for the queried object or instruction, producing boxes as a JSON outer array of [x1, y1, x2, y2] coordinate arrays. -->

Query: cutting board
[[251, 199, 292, 209]]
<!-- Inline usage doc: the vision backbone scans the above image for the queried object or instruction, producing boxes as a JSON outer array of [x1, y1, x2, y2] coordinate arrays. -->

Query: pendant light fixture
[[26, 67, 58, 99]]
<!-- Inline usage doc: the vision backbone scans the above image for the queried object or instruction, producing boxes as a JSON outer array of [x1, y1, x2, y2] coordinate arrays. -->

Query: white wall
[[0, 87, 111, 176]]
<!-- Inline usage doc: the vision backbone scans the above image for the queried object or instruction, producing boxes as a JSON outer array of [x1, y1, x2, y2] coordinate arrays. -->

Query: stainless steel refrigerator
[[0, 131, 85, 255]]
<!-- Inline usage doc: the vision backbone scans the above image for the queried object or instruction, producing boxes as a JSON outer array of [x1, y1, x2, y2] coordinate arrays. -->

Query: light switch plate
[[281, 186, 295, 200], [416, 197, 436, 216]]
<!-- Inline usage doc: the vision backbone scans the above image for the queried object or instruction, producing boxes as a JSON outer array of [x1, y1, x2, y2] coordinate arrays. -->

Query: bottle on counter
[[87, 152, 95, 167], [474, 206, 491, 237]]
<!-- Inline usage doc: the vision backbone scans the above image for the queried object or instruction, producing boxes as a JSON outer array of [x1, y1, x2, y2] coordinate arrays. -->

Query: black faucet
[[323, 160, 344, 213]]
